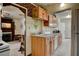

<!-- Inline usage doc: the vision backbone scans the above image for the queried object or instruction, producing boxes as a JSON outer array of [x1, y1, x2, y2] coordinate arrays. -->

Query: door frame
[[54, 9, 72, 56], [71, 6, 79, 56], [12, 3, 27, 56], [54, 5, 79, 56], [2, 3, 27, 56]]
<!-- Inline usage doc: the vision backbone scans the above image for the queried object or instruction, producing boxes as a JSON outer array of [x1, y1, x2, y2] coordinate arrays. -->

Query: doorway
[[53, 10, 71, 56], [1, 3, 27, 56]]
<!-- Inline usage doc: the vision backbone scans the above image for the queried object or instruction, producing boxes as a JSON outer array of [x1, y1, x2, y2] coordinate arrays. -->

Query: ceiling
[[35, 3, 78, 14], [2, 5, 25, 19], [55, 10, 71, 19]]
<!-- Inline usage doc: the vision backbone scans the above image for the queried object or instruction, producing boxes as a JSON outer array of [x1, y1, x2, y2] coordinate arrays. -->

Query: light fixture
[[66, 14, 71, 18], [60, 3, 65, 7]]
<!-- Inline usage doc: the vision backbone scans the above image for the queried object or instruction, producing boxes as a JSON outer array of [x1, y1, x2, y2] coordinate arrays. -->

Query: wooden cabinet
[[38, 7, 44, 19], [32, 7, 38, 18], [32, 6, 48, 21], [31, 34, 62, 56], [50, 36, 54, 55], [31, 36, 50, 56], [43, 10, 48, 21]]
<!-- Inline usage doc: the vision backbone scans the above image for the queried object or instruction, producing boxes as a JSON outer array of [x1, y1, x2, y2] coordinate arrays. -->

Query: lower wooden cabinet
[[31, 36, 51, 56], [31, 34, 62, 56]]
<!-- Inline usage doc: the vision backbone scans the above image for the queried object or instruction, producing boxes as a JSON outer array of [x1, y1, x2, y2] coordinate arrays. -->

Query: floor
[[53, 39, 71, 56], [8, 41, 24, 56], [7, 39, 71, 56]]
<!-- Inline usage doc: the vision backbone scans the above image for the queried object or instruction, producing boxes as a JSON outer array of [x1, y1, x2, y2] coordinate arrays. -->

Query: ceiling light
[[66, 15, 71, 18], [60, 3, 65, 7]]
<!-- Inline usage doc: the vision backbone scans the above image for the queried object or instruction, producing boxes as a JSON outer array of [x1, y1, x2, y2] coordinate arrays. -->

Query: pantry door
[[71, 6, 79, 56]]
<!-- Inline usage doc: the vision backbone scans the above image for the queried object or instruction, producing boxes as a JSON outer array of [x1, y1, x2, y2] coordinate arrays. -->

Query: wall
[[2, 5, 25, 35], [13, 18, 25, 35], [26, 16, 42, 55]]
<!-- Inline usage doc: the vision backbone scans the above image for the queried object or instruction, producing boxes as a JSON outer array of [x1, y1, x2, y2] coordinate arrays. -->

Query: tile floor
[[53, 39, 71, 56], [8, 41, 24, 56]]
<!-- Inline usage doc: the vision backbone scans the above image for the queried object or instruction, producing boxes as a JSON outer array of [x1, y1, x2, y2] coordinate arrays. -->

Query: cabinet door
[[32, 7, 38, 18], [44, 11, 48, 20], [38, 7, 43, 19], [50, 36, 54, 55], [42, 10, 48, 21], [32, 36, 38, 56], [44, 38, 50, 56], [37, 37, 45, 56], [32, 7, 43, 20]]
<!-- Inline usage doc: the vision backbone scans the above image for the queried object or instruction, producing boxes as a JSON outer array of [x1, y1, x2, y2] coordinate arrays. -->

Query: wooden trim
[[12, 3, 27, 10]]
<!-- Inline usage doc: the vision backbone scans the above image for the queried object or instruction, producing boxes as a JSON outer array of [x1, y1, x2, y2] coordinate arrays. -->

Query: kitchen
[[0, 3, 79, 56], [0, 3, 63, 56], [19, 3, 63, 56]]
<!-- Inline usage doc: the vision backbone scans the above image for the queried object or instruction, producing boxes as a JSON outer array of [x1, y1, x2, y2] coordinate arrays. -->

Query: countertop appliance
[[0, 30, 10, 56]]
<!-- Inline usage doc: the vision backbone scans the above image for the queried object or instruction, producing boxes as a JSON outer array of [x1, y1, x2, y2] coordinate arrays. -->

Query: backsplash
[[26, 16, 42, 34]]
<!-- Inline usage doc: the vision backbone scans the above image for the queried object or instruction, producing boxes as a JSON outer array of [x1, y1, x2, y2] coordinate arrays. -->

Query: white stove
[[0, 30, 10, 56]]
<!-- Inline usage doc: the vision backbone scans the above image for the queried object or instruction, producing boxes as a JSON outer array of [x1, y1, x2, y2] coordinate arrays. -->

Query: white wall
[[26, 16, 42, 55], [13, 18, 25, 35], [2, 5, 25, 35]]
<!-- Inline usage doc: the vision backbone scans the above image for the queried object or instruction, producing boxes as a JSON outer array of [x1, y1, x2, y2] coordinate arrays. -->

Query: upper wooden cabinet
[[43, 10, 48, 21], [32, 6, 48, 21]]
